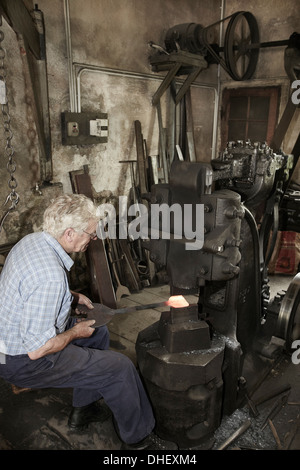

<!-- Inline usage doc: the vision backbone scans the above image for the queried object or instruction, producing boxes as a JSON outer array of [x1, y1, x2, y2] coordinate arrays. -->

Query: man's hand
[[72, 319, 96, 336], [71, 291, 94, 311]]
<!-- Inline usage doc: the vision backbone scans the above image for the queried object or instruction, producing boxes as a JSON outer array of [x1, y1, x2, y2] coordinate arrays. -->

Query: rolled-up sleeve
[[21, 281, 72, 353]]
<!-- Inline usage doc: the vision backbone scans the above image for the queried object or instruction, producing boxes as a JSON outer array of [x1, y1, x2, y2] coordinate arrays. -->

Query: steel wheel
[[276, 272, 300, 351], [224, 11, 260, 81]]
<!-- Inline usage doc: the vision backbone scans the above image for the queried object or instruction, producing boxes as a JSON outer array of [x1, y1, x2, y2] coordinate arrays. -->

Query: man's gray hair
[[43, 193, 98, 239]]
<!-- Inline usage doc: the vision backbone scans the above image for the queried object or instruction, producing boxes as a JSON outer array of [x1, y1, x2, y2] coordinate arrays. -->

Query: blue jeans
[[0, 324, 155, 444]]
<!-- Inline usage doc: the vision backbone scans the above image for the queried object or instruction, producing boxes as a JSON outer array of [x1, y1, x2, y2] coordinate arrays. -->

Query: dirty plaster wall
[[47, 0, 220, 193], [0, 0, 220, 246]]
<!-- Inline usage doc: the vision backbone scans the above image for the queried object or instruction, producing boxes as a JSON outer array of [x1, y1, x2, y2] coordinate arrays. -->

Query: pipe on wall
[[63, 0, 76, 112], [63, 1, 220, 159], [75, 63, 219, 159]]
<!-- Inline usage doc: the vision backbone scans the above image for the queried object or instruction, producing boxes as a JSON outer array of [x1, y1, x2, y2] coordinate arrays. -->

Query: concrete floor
[[0, 277, 299, 452]]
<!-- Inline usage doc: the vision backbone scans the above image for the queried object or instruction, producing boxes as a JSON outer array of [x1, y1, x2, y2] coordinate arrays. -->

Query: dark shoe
[[121, 433, 178, 450], [68, 401, 111, 431]]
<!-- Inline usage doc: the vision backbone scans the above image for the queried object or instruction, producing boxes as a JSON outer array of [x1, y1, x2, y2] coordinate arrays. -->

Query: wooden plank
[[156, 101, 169, 182], [152, 63, 181, 106], [69, 169, 117, 309], [134, 120, 148, 196], [175, 67, 204, 104], [185, 88, 197, 162], [150, 50, 207, 70], [118, 239, 142, 292], [168, 81, 176, 166], [108, 307, 161, 343], [270, 96, 299, 152]]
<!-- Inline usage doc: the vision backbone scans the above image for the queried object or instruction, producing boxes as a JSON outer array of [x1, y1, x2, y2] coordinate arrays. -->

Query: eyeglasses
[[82, 230, 98, 240]]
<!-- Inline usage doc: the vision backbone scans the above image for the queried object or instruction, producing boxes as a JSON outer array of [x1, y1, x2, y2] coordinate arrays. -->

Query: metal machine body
[[136, 141, 295, 448]]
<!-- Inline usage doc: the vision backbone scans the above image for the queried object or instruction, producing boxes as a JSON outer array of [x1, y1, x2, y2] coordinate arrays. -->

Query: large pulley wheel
[[224, 11, 260, 81], [276, 273, 300, 352]]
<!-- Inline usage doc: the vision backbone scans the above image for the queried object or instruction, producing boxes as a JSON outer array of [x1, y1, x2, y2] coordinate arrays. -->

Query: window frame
[[221, 86, 281, 149]]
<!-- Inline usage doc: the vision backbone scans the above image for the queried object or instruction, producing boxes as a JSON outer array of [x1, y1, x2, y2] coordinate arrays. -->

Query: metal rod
[[63, 0, 76, 112], [247, 40, 290, 49], [112, 300, 170, 315], [74, 296, 190, 318], [217, 419, 252, 450], [219, 39, 289, 52], [260, 392, 289, 430]]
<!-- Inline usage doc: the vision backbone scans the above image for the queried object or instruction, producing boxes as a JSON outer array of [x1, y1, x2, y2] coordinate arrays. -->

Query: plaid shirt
[[0, 232, 74, 355]]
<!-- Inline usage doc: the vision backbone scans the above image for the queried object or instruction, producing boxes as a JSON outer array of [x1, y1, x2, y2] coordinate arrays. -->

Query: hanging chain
[[0, 16, 19, 232]]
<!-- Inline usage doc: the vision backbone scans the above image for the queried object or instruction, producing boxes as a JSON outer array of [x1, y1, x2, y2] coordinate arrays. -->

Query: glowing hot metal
[[72, 295, 189, 327]]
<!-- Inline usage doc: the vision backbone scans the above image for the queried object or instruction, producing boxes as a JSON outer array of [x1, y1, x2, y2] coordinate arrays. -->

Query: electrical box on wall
[[61, 111, 108, 145]]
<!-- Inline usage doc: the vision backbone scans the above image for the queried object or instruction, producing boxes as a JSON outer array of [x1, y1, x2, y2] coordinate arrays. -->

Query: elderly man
[[0, 193, 176, 450]]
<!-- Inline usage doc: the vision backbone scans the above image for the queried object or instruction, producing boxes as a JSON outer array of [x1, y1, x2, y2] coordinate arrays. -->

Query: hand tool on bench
[[107, 237, 130, 301], [71, 295, 189, 327]]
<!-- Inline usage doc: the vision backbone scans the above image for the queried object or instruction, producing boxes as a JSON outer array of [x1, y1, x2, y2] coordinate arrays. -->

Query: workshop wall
[[0, 0, 219, 245], [0, 0, 298, 247]]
